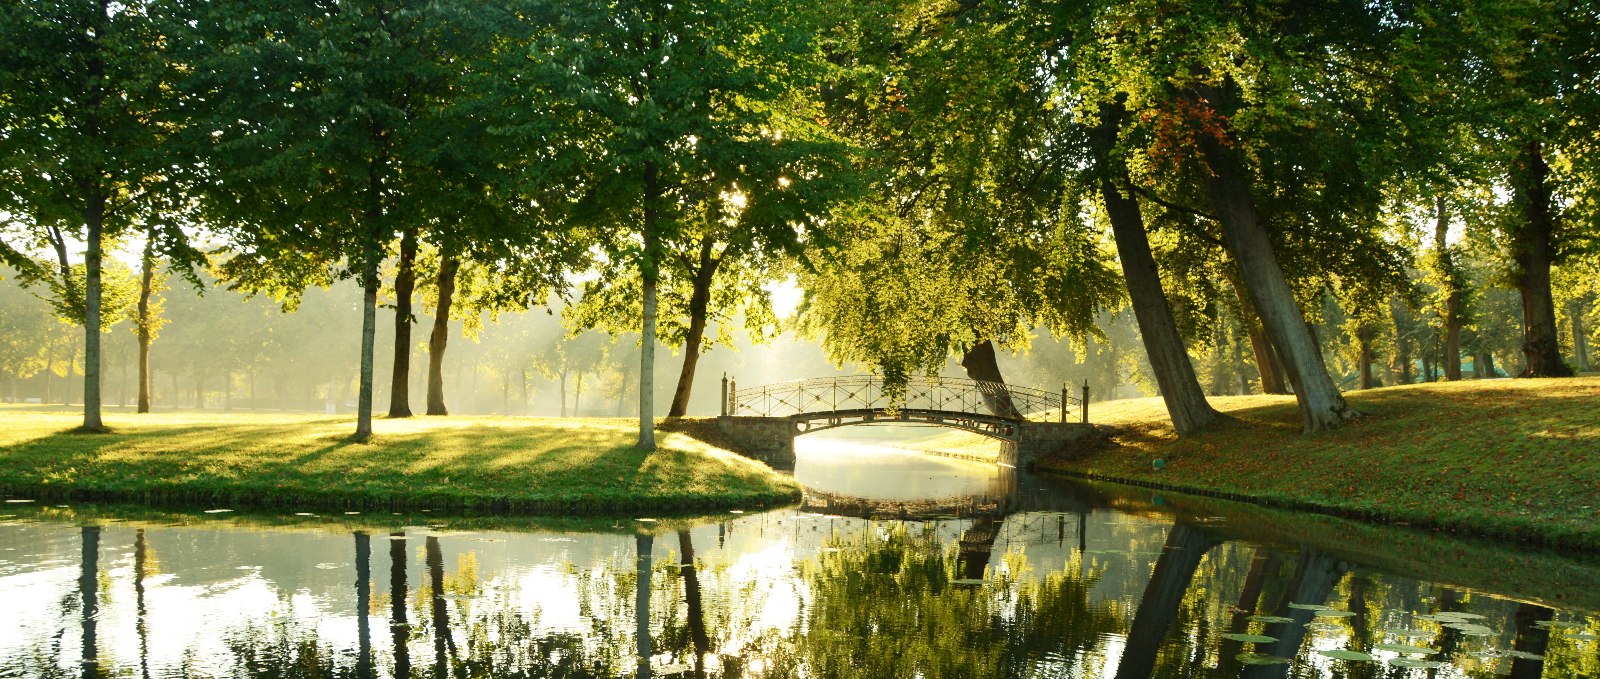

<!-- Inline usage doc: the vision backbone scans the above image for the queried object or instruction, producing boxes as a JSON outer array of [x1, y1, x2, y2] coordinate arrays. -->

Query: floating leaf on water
[[1569, 633, 1600, 641], [1434, 612, 1486, 620], [1503, 650, 1544, 661], [1542, 620, 1584, 630], [203, 509, 232, 514], [1318, 649, 1374, 662], [1444, 622, 1495, 636], [1236, 653, 1291, 666], [1389, 657, 1446, 669], [1221, 633, 1279, 644], [1250, 615, 1295, 624], [1384, 628, 1434, 638], [950, 578, 986, 586], [1315, 610, 1357, 618], [1288, 603, 1333, 611], [1373, 643, 1437, 655]]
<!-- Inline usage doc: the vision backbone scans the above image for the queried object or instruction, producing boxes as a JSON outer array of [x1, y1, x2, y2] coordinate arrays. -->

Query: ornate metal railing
[[721, 375, 1085, 423]]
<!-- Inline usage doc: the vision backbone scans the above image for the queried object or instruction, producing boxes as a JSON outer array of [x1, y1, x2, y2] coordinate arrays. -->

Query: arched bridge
[[715, 375, 1100, 470]]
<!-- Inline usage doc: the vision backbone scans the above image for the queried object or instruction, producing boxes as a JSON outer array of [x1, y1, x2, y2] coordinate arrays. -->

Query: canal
[[3, 430, 1597, 677]]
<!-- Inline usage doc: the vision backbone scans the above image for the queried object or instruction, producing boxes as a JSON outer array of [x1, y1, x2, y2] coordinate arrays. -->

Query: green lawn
[[0, 408, 802, 514], [1031, 377, 1600, 551]]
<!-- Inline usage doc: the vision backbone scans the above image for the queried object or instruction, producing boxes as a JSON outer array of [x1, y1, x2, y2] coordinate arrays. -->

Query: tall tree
[[0, 0, 185, 431], [543, 0, 853, 448], [185, 0, 500, 439]]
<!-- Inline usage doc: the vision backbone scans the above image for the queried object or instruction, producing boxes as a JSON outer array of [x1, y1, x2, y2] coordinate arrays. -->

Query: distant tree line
[[2, 0, 1596, 444]]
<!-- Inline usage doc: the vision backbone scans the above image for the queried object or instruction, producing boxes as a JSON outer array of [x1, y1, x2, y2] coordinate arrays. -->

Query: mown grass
[[1026, 377, 1600, 551], [0, 408, 802, 514]]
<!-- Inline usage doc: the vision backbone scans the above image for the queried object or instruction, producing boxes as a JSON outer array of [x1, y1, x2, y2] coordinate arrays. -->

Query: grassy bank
[[1050, 378, 1600, 550], [0, 408, 802, 514], [923, 377, 1600, 550]]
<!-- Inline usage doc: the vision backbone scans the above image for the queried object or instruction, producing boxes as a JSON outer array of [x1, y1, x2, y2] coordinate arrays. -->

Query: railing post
[[720, 373, 728, 417], [1081, 380, 1090, 424], [1060, 383, 1068, 423]]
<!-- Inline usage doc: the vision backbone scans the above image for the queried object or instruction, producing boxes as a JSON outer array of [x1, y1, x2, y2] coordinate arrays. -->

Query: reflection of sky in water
[[3, 444, 1600, 678], [793, 432, 1001, 500]]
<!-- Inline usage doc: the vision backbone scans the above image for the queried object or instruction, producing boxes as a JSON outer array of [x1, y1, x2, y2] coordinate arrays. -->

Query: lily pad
[[1372, 643, 1437, 655], [1444, 622, 1495, 636], [1503, 650, 1544, 661], [1318, 649, 1374, 662], [1432, 611, 1485, 620], [1569, 633, 1599, 641], [1389, 657, 1446, 669], [1221, 633, 1279, 644], [1384, 628, 1434, 638], [1315, 610, 1357, 618], [1236, 653, 1291, 666], [1288, 603, 1333, 611], [1250, 615, 1296, 624]]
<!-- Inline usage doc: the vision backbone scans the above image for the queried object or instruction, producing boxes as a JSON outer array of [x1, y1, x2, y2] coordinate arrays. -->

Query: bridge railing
[[722, 375, 1086, 423]]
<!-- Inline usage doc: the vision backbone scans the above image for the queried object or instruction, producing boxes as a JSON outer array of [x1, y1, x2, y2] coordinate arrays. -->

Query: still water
[[3, 433, 1598, 678]]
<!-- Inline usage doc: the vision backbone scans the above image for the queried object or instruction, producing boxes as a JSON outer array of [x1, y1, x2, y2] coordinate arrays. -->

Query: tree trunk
[[958, 340, 1022, 418], [637, 162, 660, 450], [1571, 295, 1592, 371], [1114, 522, 1217, 679], [668, 239, 719, 418], [426, 255, 459, 415], [1094, 104, 1220, 434], [137, 241, 154, 413], [1357, 325, 1376, 389], [518, 367, 528, 415], [1509, 142, 1575, 377], [1435, 198, 1464, 381], [388, 226, 418, 417], [1194, 87, 1356, 432], [1391, 298, 1414, 384], [354, 190, 382, 440], [82, 193, 106, 431], [574, 371, 584, 416], [1235, 279, 1287, 394], [558, 370, 568, 418]]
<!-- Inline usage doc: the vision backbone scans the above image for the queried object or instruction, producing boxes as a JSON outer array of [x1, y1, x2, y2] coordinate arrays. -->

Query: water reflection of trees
[[27, 519, 1598, 679], [766, 522, 1124, 678]]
